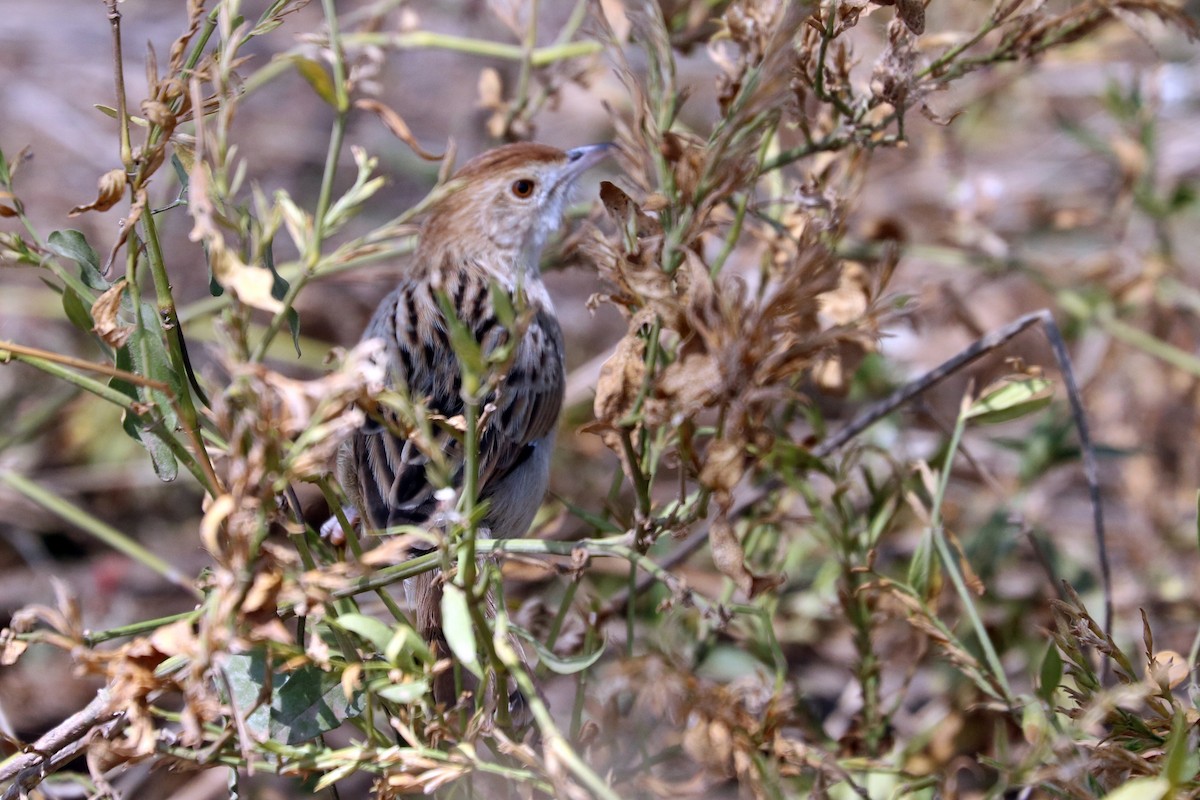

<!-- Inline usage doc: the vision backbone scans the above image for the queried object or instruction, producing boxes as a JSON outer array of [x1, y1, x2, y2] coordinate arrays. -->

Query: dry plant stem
[[105, 0, 131, 169], [0, 340, 169, 392], [0, 690, 119, 799], [502, 0, 539, 131], [106, 2, 221, 493], [251, 0, 349, 363], [604, 310, 1112, 639], [82, 610, 200, 647]]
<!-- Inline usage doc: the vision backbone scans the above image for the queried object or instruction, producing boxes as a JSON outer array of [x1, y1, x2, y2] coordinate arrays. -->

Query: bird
[[327, 141, 613, 703]]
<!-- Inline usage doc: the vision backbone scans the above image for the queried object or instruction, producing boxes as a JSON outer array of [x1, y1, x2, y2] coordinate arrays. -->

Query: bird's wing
[[344, 271, 563, 534], [477, 304, 565, 491]]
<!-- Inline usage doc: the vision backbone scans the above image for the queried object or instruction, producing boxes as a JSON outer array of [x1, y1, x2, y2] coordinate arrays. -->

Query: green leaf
[[111, 345, 140, 417], [510, 624, 606, 675], [1037, 643, 1062, 703], [490, 283, 516, 329], [139, 427, 180, 482], [374, 679, 429, 704], [223, 651, 366, 746], [102, 344, 177, 481], [61, 287, 94, 334], [110, 321, 182, 482], [129, 306, 183, 413], [264, 241, 301, 357], [1102, 777, 1169, 800], [1164, 709, 1198, 786], [272, 664, 365, 744], [436, 292, 485, 391], [47, 230, 108, 291], [285, 55, 339, 108], [908, 527, 937, 600], [335, 613, 393, 653], [385, 625, 433, 669], [965, 377, 1054, 425], [440, 583, 480, 676], [222, 650, 273, 740], [170, 153, 190, 187]]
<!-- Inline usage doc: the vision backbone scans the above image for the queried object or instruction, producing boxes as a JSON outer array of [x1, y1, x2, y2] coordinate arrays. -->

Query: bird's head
[[419, 142, 613, 277]]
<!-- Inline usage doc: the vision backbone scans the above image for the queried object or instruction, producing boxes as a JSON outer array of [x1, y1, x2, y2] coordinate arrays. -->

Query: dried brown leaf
[[211, 247, 284, 313], [599, 180, 661, 237], [710, 516, 752, 596], [0, 190, 18, 218], [594, 329, 647, 425], [699, 437, 745, 496], [355, 99, 444, 161], [0, 626, 28, 665], [477, 67, 504, 110], [918, 102, 964, 126], [657, 353, 721, 416], [90, 279, 133, 348], [102, 188, 146, 276], [897, 0, 926, 33], [69, 168, 126, 216], [708, 511, 785, 599], [1146, 650, 1188, 690], [140, 99, 177, 132]]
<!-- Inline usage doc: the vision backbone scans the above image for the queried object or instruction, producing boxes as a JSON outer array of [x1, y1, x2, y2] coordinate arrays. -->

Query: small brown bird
[[329, 142, 611, 693]]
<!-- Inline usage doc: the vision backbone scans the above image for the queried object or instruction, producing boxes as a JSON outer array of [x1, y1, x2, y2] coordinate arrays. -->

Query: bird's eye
[[511, 178, 536, 198]]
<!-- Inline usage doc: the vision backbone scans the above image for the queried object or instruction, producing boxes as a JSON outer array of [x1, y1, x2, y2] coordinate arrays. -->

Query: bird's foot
[[319, 505, 359, 546]]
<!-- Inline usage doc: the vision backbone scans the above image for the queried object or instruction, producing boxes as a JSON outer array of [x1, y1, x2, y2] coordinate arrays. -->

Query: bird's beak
[[559, 142, 615, 184]]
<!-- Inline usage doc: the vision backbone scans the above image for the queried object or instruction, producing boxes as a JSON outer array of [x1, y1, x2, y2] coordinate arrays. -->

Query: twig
[[605, 310, 1113, 645], [0, 690, 118, 799], [0, 340, 171, 391]]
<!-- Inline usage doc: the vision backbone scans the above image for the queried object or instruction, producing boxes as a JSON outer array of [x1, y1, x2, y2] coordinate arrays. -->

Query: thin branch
[[0, 690, 118, 798], [606, 310, 1113, 645]]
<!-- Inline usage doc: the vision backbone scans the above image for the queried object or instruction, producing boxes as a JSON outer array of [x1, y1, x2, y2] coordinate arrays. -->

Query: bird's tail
[[406, 569, 533, 722], [405, 570, 456, 705]]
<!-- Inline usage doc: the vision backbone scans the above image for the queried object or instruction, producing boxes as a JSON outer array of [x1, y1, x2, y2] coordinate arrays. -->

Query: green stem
[[508, 0, 539, 131], [929, 398, 1015, 703], [457, 392, 483, 598], [105, 0, 133, 169], [538, 578, 580, 666], [1097, 311, 1200, 377], [251, 0, 349, 362], [345, 31, 601, 66], [619, 429, 652, 520], [140, 210, 221, 492], [325, 539, 705, 610], [83, 609, 201, 646], [493, 614, 621, 800], [916, 18, 998, 80], [0, 349, 208, 487]]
